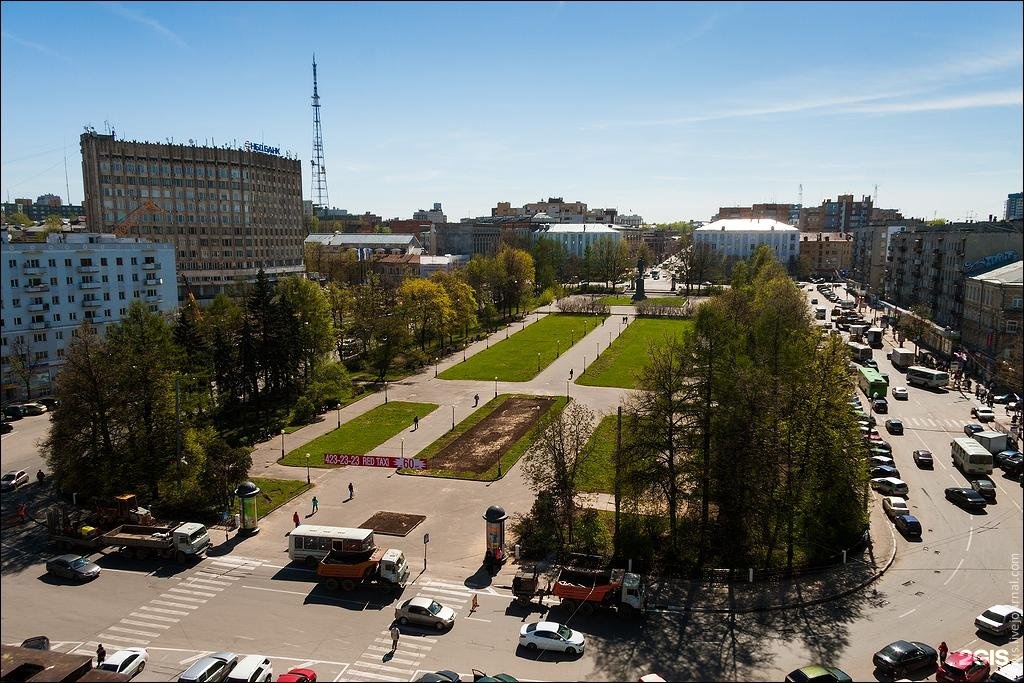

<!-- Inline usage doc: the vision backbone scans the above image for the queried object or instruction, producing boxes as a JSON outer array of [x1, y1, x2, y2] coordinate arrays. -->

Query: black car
[[2, 405, 24, 420], [872, 640, 937, 677], [884, 419, 904, 435], [869, 465, 901, 479], [991, 393, 1014, 404], [416, 672, 462, 683], [964, 423, 985, 436], [870, 441, 893, 454], [996, 450, 1023, 471], [872, 398, 888, 414], [894, 514, 922, 537], [0, 421, 11, 434], [913, 449, 934, 468], [862, 359, 879, 370], [945, 487, 988, 510], [999, 453, 1023, 478], [970, 479, 997, 501]]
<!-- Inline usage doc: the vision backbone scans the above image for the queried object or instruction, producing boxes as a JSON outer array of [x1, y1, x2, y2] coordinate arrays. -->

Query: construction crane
[[113, 199, 167, 238], [180, 272, 203, 321]]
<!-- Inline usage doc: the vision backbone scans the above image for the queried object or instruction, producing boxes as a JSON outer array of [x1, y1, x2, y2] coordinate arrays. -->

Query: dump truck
[[317, 546, 410, 591], [889, 348, 915, 370], [45, 493, 155, 552], [100, 522, 211, 562], [512, 564, 646, 617]]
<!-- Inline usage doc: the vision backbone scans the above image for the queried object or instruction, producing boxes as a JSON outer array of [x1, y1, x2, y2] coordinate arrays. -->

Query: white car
[[882, 496, 909, 519], [225, 655, 273, 683], [1, 469, 29, 491], [974, 604, 1022, 636], [972, 406, 996, 422], [892, 387, 908, 400], [870, 455, 895, 468], [871, 477, 909, 496], [98, 647, 148, 679], [519, 621, 585, 655]]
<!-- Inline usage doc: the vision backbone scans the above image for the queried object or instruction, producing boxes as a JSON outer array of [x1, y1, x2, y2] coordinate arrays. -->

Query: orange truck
[[317, 546, 410, 592], [512, 565, 646, 617]]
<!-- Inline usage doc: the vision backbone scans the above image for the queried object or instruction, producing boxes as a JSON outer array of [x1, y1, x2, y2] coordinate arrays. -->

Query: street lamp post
[[434, 358, 438, 377], [280, 429, 285, 461], [566, 380, 570, 399], [401, 438, 405, 460], [494, 376, 498, 398], [337, 405, 341, 429], [305, 452, 310, 485], [556, 338, 560, 357], [384, 381, 389, 403], [451, 405, 455, 431], [537, 352, 540, 373]]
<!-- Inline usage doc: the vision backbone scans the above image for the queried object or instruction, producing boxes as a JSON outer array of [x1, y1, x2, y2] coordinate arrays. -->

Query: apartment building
[[885, 220, 1023, 329], [1, 230, 177, 401], [80, 131, 305, 301], [413, 203, 447, 226], [1005, 192, 1023, 221], [800, 194, 874, 232], [961, 260, 1022, 367], [798, 232, 852, 278], [713, 203, 801, 226], [849, 219, 923, 298], [532, 223, 622, 259], [2, 195, 85, 222]]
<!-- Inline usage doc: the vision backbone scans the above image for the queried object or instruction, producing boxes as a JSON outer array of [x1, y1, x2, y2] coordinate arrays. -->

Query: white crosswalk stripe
[[130, 611, 179, 622], [161, 592, 207, 603], [338, 670, 398, 682], [168, 586, 218, 597], [150, 600, 199, 610], [182, 581, 223, 591], [418, 587, 470, 602], [97, 633, 149, 645], [120, 619, 170, 630], [107, 625, 161, 638]]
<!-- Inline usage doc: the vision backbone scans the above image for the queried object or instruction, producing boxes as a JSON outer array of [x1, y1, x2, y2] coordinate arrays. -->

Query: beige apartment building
[[961, 260, 1022, 366], [80, 132, 305, 300], [798, 232, 852, 278]]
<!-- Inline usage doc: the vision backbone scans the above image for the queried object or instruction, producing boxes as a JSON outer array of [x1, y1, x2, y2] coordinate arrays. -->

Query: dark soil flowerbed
[[360, 511, 426, 536]]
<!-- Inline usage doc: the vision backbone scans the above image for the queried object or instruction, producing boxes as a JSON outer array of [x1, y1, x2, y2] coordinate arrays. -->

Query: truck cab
[[620, 572, 645, 611], [380, 548, 410, 586], [173, 522, 212, 556]]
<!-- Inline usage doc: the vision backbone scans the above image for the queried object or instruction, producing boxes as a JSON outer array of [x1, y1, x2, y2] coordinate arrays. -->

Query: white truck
[[972, 430, 1009, 455], [890, 348, 915, 370], [866, 327, 884, 348]]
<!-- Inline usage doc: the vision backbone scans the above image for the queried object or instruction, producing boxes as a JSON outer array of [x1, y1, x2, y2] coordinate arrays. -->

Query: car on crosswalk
[[395, 596, 457, 630]]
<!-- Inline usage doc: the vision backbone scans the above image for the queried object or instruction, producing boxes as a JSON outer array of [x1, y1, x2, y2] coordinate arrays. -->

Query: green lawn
[[402, 394, 568, 481], [577, 414, 618, 493], [248, 477, 311, 516], [281, 401, 438, 467], [439, 314, 604, 381], [597, 295, 689, 306], [577, 318, 693, 389]]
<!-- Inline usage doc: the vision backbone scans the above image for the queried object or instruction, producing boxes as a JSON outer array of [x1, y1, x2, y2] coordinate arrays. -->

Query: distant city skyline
[[1, 1, 1021, 223]]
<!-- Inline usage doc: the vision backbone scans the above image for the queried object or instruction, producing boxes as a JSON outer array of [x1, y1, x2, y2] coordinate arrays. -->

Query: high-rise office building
[[80, 132, 305, 300]]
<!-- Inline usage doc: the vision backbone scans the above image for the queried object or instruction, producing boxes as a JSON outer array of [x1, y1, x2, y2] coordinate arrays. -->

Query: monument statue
[[631, 255, 647, 302]]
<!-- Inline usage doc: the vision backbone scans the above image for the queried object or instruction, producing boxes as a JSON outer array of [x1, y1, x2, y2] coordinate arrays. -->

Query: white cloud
[[841, 90, 1023, 114], [1, 31, 71, 62], [95, 1, 188, 48]]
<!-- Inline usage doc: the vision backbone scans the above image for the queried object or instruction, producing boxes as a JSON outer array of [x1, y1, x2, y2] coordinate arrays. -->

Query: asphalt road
[[1, 276, 1020, 682]]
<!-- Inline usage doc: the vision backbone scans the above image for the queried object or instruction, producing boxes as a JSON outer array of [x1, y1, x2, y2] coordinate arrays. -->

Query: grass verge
[[577, 318, 693, 389], [281, 401, 438, 467], [439, 314, 604, 381], [401, 394, 569, 481], [597, 295, 688, 306], [249, 477, 311, 516], [577, 414, 618, 493]]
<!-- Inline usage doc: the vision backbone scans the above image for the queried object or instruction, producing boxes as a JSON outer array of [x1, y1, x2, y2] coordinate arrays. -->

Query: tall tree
[[398, 278, 452, 351]]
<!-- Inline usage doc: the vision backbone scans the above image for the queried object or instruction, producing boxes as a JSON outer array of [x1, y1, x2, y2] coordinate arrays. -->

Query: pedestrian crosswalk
[[337, 578, 481, 682], [73, 553, 265, 659], [898, 416, 993, 432]]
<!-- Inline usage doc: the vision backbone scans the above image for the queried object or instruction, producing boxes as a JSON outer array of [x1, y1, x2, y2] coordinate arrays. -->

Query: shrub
[[292, 396, 316, 425]]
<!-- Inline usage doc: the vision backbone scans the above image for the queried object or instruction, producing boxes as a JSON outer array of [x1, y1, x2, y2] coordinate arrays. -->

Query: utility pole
[[310, 54, 329, 213]]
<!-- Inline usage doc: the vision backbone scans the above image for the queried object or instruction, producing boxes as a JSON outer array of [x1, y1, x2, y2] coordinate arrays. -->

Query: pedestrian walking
[[293, 511, 300, 528], [474, 393, 480, 407], [96, 644, 106, 665], [938, 641, 948, 662], [348, 482, 354, 499], [569, 368, 573, 379], [311, 496, 318, 514], [470, 594, 479, 613], [413, 416, 419, 431], [390, 625, 400, 651]]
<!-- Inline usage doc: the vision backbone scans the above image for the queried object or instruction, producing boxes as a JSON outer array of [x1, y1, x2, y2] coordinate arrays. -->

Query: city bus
[[905, 366, 950, 389], [287, 525, 375, 568], [858, 366, 888, 399], [951, 437, 994, 475]]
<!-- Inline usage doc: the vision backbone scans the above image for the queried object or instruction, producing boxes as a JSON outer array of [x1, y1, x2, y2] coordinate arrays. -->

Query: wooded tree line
[[518, 245, 867, 573]]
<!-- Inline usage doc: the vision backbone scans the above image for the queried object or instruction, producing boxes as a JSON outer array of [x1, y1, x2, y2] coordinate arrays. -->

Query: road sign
[[322, 454, 426, 469], [423, 533, 430, 544]]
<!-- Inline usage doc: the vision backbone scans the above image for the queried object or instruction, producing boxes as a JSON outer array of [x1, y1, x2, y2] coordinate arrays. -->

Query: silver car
[[177, 651, 238, 682], [394, 596, 457, 630], [45, 554, 101, 582]]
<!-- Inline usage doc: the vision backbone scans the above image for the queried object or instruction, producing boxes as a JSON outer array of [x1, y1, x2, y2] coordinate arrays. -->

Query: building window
[[1007, 320, 1020, 334]]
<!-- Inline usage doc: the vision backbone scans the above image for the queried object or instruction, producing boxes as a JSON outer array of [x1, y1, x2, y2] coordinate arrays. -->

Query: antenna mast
[[310, 54, 329, 213]]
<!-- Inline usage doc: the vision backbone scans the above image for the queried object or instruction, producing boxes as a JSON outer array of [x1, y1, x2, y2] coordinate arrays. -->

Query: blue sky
[[1, 1, 1021, 223]]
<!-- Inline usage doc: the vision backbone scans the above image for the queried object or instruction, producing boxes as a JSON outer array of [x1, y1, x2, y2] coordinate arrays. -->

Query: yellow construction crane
[[180, 272, 203, 321], [114, 199, 167, 238]]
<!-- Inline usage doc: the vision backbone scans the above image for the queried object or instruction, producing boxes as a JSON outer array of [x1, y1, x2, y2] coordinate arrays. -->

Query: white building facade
[[532, 223, 622, 259], [1, 231, 177, 401], [693, 218, 800, 265]]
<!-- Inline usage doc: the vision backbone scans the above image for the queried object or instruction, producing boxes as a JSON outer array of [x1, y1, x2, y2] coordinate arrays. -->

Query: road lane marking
[[241, 585, 307, 596], [140, 606, 189, 616], [161, 593, 207, 603], [347, 661, 415, 675], [898, 609, 917, 618], [168, 587, 217, 597], [97, 633, 149, 645], [966, 526, 973, 553], [464, 616, 492, 622], [150, 600, 199, 610], [339, 670, 397, 682], [942, 558, 965, 586], [107, 625, 162, 637], [182, 581, 223, 591], [120, 619, 170, 629], [130, 612, 179, 623], [178, 653, 210, 666]]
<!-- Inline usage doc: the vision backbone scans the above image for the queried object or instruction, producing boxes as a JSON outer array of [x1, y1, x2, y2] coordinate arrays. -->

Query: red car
[[277, 668, 317, 683], [936, 650, 990, 682]]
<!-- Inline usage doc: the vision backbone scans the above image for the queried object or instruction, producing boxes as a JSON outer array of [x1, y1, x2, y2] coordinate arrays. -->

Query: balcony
[[27, 303, 47, 312], [22, 266, 45, 276], [79, 282, 101, 290], [24, 284, 49, 293], [144, 277, 163, 287], [145, 295, 163, 304], [29, 322, 49, 330], [77, 266, 100, 274], [82, 300, 101, 308], [142, 262, 160, 271]]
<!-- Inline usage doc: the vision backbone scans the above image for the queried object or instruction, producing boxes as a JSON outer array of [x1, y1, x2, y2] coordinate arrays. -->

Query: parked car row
[[177, 651, 305, 682]]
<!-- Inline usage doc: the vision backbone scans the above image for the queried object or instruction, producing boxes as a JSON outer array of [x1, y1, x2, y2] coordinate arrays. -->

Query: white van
[[225, 655, 273, 683]]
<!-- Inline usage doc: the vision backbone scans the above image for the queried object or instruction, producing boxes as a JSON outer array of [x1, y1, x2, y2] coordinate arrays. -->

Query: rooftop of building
[[696, 218, 799, 233], [537, 223, 621, 234], [968, 260, 1023, 285], [305, 232, 419, 246]]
